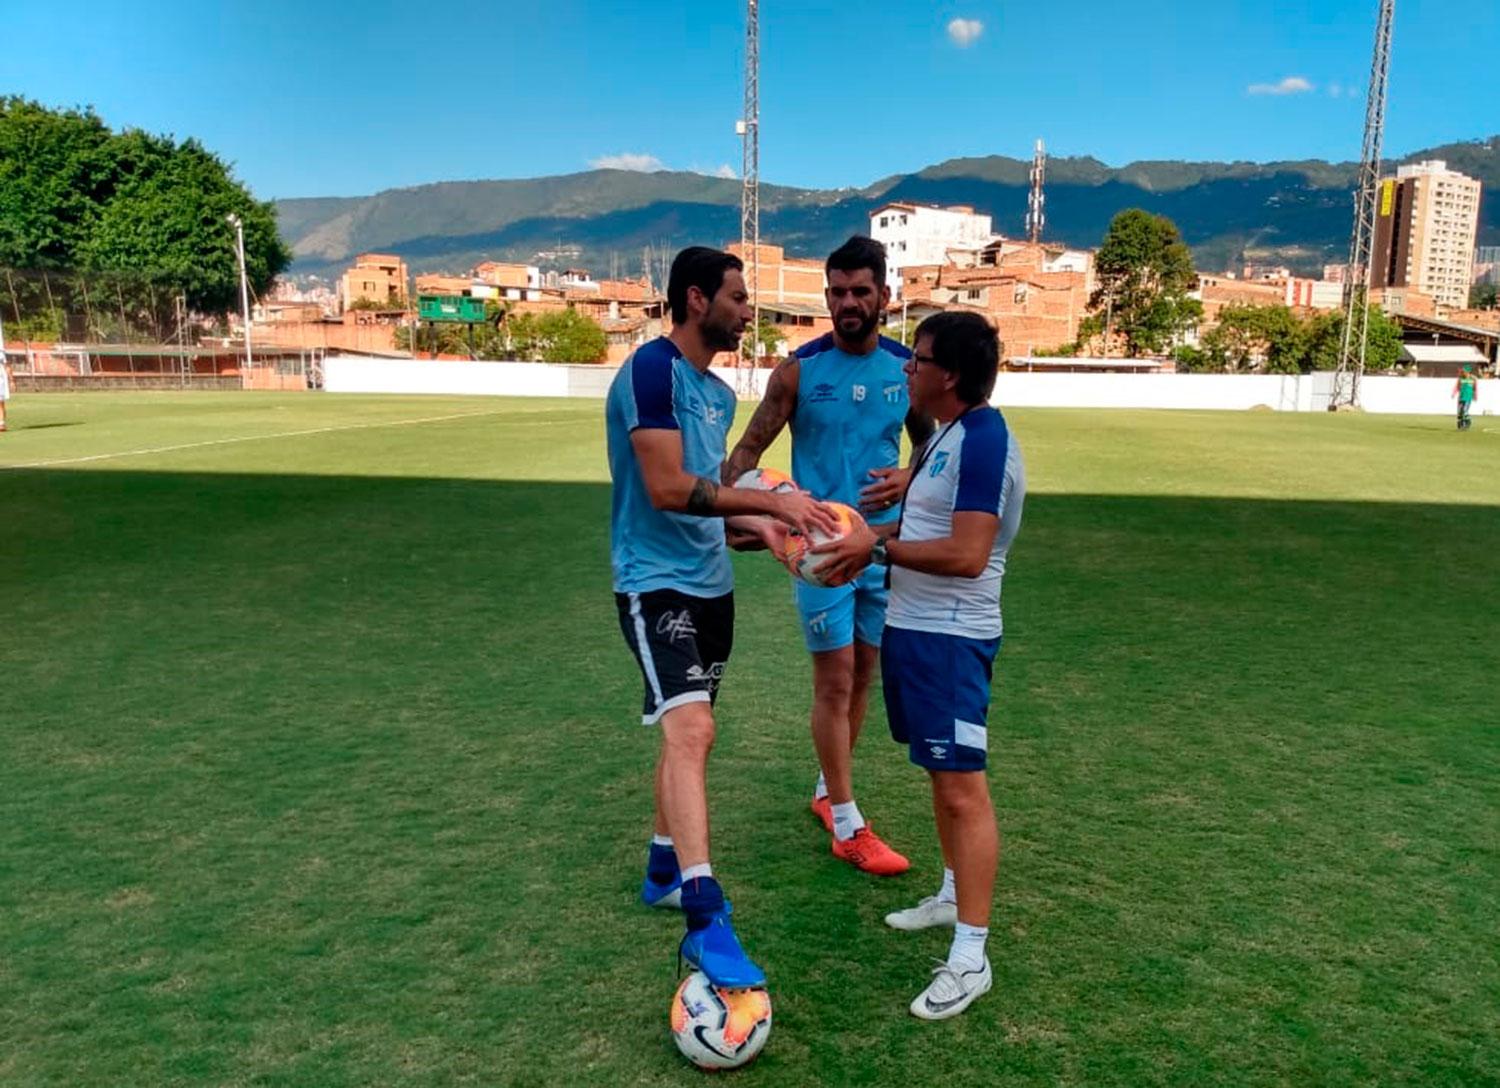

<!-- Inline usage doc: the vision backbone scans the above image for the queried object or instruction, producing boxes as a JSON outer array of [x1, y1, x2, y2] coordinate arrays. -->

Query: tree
[[879, 318, 919, 348], [1200, 304, 1309, 374], [740, 315, 786, 361], [1306, 306, 1402, 373], [536, 308, 607, 363], [1469, 283, 1498, 310], [1092, 209, 1200, 356], [395, 322, 475, 357], [0, 96, 290, 317]]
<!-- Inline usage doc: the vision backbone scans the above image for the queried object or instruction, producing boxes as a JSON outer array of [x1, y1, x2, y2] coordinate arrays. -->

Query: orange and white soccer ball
[[782, 501, 860, 587], [735, 467, 800, 494], [670, 971, 773, 1070]]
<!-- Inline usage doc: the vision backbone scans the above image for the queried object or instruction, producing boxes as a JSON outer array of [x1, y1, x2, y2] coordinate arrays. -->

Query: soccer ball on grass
[[669, 971, 773, 1070]]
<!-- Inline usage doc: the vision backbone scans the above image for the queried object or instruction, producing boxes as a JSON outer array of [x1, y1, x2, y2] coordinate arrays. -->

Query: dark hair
[[667, 247, 743, 324], [825, 235, 887, 289], [913, 312, 1001, 404]]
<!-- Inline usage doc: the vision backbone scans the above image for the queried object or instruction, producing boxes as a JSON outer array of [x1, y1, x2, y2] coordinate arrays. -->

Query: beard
[[836, 308, 879, 343], [701, 312, 744, 352]]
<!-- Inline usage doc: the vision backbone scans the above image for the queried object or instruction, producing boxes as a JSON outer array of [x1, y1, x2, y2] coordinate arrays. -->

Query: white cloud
[[713, 164, 737, 179], [946, 18, 983, 47], [589, 152, 666, 172], [1247, 76, 1314, 96]]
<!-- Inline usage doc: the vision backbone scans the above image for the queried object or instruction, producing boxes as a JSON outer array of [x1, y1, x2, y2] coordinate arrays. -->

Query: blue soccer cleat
[[679, 906, 766, 989], [641, 872, 683, 910]]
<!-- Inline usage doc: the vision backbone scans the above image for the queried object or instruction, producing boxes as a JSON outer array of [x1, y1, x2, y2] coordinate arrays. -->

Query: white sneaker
[[884, 896, 958, 931], [910, 958, 992, 1020]]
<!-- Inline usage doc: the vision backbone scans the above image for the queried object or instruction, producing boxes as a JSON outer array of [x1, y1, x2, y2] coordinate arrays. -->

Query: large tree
[[1092, 209, 1201, 356], [0, 97, 290, 316], [1306, 307, 1402, 373]]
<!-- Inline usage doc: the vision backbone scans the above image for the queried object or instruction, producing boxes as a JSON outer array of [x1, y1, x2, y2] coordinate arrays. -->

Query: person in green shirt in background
[[1453, 368, 1477, 431]]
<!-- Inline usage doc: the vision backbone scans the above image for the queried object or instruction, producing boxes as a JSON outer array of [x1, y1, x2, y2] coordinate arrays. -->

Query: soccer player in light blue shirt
[[726, 236, 935, 875], [606, 246, 836, 991], [818, 312, 1025, 1020]]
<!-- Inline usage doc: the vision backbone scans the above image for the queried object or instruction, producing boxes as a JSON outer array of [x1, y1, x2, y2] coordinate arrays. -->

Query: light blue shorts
[[792, 563, 889, 653]]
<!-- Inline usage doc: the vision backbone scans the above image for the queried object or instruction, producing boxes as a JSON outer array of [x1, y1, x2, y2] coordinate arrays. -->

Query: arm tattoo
[[724, 358, 797, 482], [686, 476, 720, 516]]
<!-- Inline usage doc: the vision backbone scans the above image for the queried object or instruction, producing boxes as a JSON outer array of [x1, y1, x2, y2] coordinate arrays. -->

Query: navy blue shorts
[[881, 625, 1000, 771], [615, 589, 734, 725]]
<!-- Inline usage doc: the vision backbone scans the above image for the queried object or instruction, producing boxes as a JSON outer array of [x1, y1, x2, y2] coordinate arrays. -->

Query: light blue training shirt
[[606, 336, 738, 597]]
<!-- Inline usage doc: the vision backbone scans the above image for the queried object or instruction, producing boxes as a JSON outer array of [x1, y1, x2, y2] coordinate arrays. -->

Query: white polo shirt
[[886, 405, 1026, 640]]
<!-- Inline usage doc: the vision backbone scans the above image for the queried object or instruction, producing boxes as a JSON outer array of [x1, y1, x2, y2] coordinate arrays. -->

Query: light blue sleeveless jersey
[[789, 333, 912, 527], [606, 336, 738, 597]]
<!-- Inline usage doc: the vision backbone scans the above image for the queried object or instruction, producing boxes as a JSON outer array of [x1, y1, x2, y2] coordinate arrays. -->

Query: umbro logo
[[930, 745, 947, 759]]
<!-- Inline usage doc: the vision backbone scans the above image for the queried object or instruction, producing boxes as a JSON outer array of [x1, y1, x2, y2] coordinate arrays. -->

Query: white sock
[[813, 772, 828, 801], [680, 862, 713, 882], [651, 833, 674, 848], [831, 800, 866, 841], [948, 921, 989, 973], [937, 867, 957, 904]]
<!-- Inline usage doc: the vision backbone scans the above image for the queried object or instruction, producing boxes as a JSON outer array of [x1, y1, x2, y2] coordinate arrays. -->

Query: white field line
[[2, 408, 513, 470]]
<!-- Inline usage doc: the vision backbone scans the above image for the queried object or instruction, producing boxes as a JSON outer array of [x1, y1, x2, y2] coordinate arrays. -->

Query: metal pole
[[227, 214, 253, 375]]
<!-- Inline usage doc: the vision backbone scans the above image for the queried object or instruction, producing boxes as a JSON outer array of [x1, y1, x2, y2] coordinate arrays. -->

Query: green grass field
[[2, 392, 1498, 1087]]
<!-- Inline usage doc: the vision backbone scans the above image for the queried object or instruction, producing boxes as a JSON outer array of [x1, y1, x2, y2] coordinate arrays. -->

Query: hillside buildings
[[870, 203, 995, 293]]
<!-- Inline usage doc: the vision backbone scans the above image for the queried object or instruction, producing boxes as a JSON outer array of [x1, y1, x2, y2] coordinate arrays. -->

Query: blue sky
[[4, 0, 1497, 200]]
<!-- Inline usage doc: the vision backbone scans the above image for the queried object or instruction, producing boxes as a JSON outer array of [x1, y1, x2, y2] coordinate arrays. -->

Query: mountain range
[[275, 137, 1500, 282]]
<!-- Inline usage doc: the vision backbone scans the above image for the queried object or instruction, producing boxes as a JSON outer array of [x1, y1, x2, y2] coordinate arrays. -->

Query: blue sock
[[680, 876, 725, 931], [647, 842, 679, 884]]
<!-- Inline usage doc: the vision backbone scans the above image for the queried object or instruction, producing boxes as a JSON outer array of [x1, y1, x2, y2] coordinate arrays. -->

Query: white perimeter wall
[[321, 355, 1495, 416]]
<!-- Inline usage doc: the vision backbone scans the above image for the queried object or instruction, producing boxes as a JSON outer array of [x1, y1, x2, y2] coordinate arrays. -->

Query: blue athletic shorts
[[792, 562, 889, 653], [881, 625, 1000, 771]]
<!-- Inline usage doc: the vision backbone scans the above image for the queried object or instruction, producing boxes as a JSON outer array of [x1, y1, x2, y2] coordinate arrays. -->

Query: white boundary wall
[[322, 355, 1496, 416]]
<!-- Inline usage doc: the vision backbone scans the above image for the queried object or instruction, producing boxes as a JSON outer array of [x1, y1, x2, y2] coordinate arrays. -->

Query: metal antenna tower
[[1027, 139, 1046, 244], [737, 0, 760, 390], [1332, 0, 1395, 410]]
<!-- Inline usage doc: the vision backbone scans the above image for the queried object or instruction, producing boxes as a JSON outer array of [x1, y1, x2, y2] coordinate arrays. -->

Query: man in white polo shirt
[[815, 311, 1026, 1020], [0, 350, 11, 433]]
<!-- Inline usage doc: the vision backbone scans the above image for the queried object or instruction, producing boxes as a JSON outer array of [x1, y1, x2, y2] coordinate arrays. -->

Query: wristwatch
[[871, 536, 890, 568]]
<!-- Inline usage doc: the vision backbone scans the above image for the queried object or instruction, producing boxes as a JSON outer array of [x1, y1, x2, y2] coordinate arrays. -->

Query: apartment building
[[869, 203, 996, 294], [339, 253, 409, 311], [1371, 160, 1483, 310]]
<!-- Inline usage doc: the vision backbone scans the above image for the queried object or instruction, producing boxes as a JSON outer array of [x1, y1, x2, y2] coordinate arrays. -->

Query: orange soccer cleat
[[810, 795, 834, 834], [831, 826, 910, 876]]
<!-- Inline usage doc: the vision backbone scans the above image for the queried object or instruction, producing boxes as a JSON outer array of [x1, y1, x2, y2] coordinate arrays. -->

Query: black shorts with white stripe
[[615, 589, 734, 724]]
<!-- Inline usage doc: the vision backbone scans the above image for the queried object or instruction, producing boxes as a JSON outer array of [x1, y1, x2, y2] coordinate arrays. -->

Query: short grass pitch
[[2, 393, 1497, 1087]]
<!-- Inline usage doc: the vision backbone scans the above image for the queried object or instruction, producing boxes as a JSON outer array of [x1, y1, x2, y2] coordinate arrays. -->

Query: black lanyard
[[884, 406, 973, 587]]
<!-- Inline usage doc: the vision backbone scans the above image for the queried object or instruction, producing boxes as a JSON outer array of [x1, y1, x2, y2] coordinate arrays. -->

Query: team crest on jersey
[[928, 451, 951, 477], [883, 382, 904, 403]]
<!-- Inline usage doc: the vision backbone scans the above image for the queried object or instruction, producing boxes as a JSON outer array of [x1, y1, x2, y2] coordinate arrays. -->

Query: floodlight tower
[[1332, 0, 1395, 410], [738, 0, 760, 383], [1027, 139, 1046, 244]]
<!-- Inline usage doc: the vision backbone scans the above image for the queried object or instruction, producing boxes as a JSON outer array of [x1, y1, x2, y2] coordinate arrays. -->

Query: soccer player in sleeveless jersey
[[725, 236, 934, 876]]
